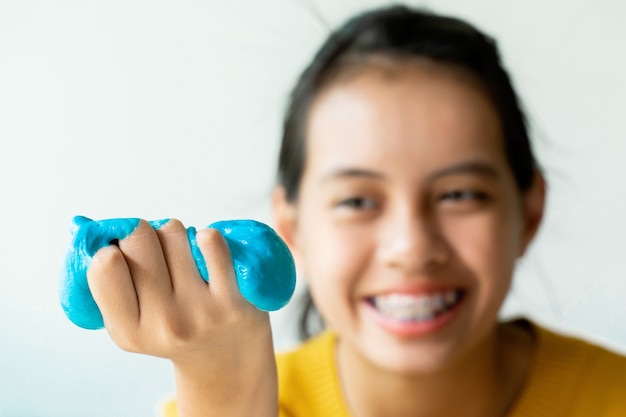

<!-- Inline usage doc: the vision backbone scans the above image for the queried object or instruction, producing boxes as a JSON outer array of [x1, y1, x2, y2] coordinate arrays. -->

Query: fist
[[60, 216, 296, 329]]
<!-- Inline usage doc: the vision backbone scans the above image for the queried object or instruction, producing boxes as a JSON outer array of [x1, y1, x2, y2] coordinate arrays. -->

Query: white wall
[[1, 0, 625, 415]]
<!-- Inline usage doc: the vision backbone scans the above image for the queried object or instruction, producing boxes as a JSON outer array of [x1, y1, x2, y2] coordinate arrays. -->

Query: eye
[[336, 196, 378, 210], [439, 190, 489, 203]]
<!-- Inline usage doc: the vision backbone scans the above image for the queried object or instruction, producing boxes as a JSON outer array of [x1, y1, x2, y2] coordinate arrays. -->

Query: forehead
[[304, 61, 506, 179]]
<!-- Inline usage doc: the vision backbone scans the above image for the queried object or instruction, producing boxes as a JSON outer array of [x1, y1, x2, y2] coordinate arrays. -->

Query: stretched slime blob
[[60, 216, 296, 329]]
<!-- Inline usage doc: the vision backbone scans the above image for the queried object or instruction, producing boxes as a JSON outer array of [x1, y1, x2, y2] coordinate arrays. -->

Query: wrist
[[171, 327, 278, 417]]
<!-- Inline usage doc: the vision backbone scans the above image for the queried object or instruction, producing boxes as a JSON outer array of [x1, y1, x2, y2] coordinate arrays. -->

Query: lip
[[363, 287, 466, 338], [365, 282, 464, 296]]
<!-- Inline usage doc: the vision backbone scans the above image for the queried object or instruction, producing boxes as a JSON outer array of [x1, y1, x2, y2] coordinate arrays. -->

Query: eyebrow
[[427, 161, 501, 181], [320, 161, 501, 184], [320, 168, 386, 183]]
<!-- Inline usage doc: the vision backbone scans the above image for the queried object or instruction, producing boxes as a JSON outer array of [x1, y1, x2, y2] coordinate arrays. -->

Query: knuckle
[[89, 246, 124, 274], [159, 218, 187, 235], [198, 227, 223, 242], [154, 219, 190, 250], [196, 228, 227, 252], [135, 219, 157, 236], [107, 326, 142, 353], [116, 338, 140, 353], [119, 219, 158, 250]]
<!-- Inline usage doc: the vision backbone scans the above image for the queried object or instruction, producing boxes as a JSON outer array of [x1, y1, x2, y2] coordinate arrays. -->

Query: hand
[[87, 219, 278, 417]]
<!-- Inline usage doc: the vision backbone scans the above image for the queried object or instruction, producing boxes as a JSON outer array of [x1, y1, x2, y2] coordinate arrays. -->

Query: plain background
[[1, 0, 625, 416]]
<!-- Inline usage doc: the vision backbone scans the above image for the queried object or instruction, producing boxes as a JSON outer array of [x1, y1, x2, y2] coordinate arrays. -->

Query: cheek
[[444, 210, 521, 286], [297, 217, 374, 320], [301, 223, 370, 286]]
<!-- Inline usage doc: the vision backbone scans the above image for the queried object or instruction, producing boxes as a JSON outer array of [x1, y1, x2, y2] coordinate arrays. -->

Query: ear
[[272, 186, 302, 262], [519, 171, 546, 256]]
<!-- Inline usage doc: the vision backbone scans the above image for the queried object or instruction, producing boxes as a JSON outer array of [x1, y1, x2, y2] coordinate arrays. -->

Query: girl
[[87, 5, 626, 417]]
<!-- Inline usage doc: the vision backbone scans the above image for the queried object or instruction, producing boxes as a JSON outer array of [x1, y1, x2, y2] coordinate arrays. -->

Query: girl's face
[[275, 60, 543, 374]]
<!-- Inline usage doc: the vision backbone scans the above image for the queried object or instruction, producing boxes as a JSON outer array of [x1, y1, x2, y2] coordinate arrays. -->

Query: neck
[[336, 322, 534, 417]]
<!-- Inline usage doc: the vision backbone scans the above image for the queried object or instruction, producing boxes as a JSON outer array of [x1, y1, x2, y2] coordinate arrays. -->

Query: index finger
[[87, 245, 139, 338]]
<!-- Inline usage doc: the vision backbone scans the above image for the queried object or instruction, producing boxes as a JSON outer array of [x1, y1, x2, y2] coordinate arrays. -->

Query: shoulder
[[534, 321, 626, 382], [276, 330, 335, 371], [276, 331, 350, 417], [160, 397, 177, 417], [276, 330, 337, 403], [513, 319, 626, 416]]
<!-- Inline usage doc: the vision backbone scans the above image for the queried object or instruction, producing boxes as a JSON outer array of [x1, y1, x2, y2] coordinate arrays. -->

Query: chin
[[353, 312, 482, 376], [362, 335, 469, 376]]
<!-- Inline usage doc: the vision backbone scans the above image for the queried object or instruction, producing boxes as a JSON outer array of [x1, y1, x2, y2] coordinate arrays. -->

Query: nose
[[378, 206, 449, 274]]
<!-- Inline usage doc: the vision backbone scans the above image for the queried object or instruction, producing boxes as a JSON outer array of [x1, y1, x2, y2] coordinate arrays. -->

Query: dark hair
[[277, 5, 538, 340]]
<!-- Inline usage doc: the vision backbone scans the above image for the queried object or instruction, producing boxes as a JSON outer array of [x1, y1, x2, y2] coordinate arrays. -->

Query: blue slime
[[60, 216, 296, 330]]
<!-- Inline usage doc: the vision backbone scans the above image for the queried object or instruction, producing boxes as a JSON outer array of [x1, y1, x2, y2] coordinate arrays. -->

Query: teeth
[[372, 291, 461, 322]]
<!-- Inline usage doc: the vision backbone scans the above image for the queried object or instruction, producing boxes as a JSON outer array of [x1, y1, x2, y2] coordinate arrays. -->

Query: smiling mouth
[[368, 290, 465, 322]]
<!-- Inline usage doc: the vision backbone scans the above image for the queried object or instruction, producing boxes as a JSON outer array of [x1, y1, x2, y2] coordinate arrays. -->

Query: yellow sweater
[[162, 322, 626, 416]]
